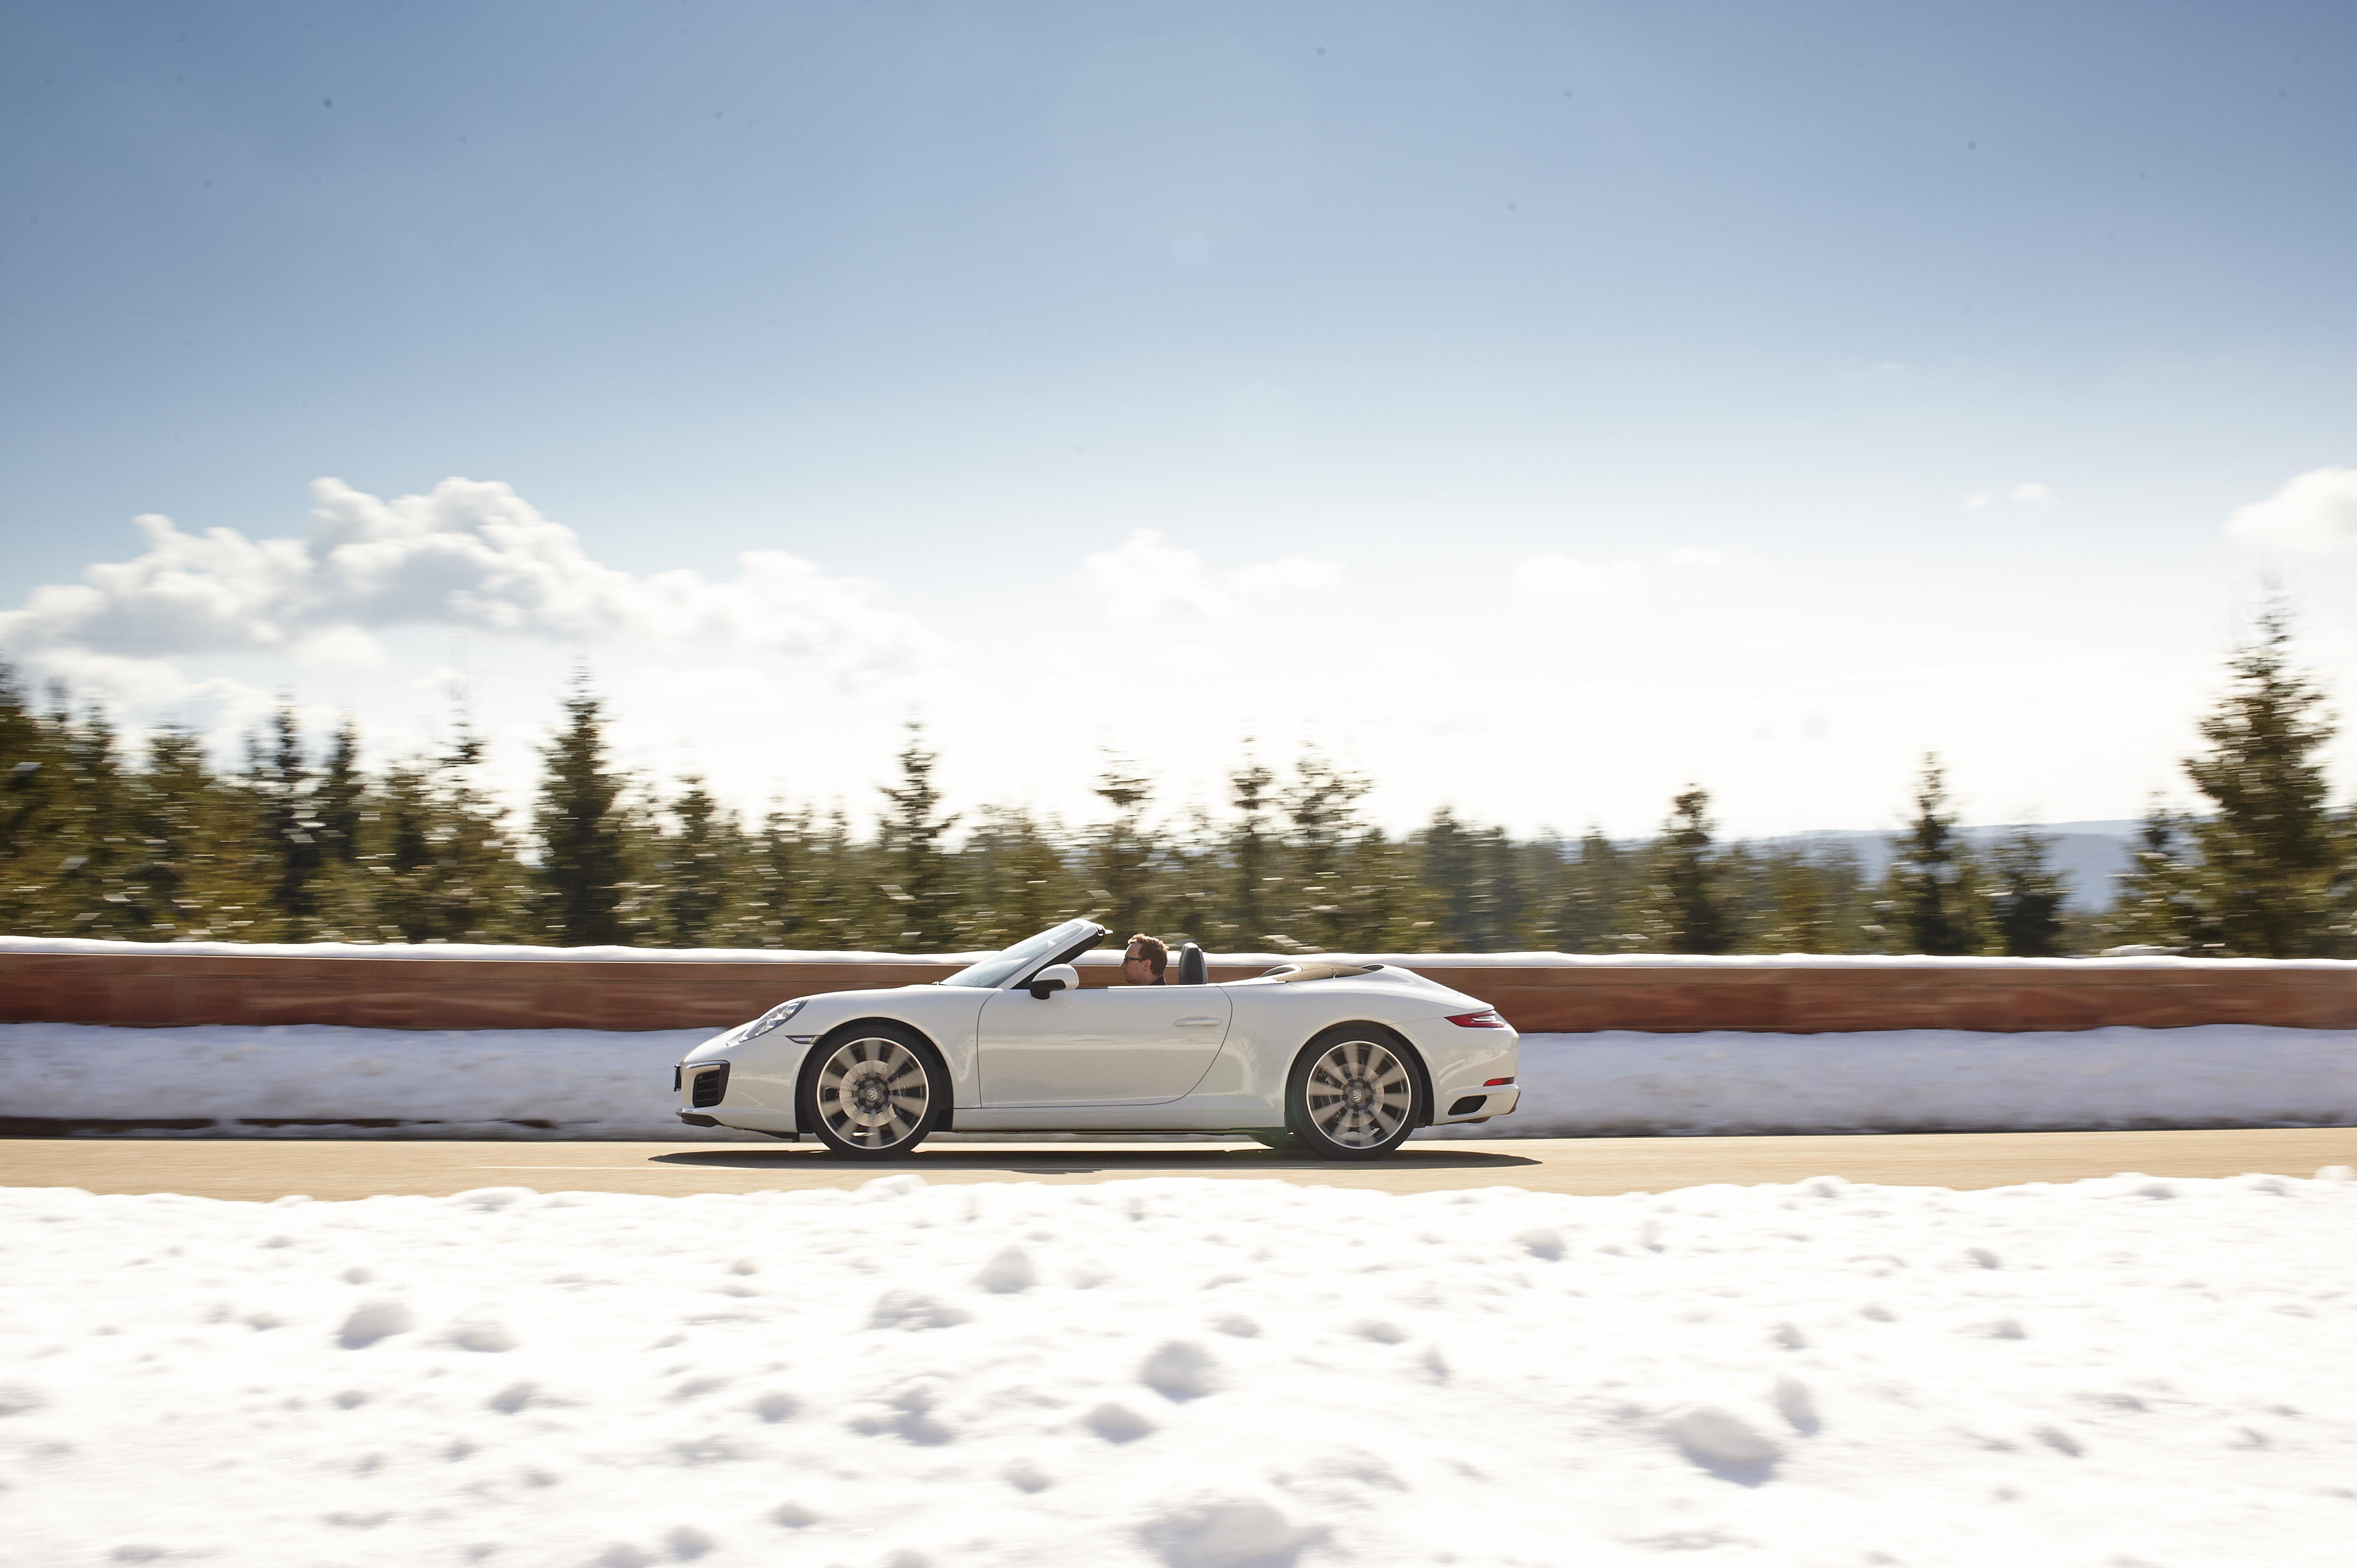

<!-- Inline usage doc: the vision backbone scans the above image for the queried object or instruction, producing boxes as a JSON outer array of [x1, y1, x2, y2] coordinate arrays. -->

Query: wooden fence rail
[[3, 947, 2352, 1034]]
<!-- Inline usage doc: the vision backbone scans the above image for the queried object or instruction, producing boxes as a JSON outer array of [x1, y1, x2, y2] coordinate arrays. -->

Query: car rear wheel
[[1285, 1025, 1423, 1159], [800, 1025, 944, 1158]]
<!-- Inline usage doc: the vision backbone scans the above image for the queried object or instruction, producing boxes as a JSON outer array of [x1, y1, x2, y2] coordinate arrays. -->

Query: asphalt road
[[5, 1127, 2354, 1203]]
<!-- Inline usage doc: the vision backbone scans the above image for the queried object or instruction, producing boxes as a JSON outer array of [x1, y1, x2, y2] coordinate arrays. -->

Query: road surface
[[4, 1127, 2353, 1202]]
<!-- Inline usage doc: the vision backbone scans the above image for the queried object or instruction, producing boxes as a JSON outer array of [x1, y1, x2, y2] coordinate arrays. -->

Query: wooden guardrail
[[2, 943, 2351, 1033]]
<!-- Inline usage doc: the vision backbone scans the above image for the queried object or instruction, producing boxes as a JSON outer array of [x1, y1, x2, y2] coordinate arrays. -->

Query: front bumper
[[673, 1056, 801, 1136], [676, 1058, 731, 1111]]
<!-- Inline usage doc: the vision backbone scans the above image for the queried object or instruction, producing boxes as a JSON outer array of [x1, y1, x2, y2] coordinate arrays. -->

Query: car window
[[939, 919, 1100, 988]]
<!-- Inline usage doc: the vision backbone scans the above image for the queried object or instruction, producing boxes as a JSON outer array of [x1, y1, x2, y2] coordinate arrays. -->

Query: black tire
[[1284, 1024, 1424, 1159], [797, 1023, 946, 1159]]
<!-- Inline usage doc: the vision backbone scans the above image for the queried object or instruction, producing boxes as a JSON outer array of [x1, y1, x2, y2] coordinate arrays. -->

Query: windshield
[[939, 919, 1103, 989]]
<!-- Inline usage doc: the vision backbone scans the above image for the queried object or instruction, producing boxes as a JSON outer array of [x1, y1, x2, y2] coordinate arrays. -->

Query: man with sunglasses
[[1120, 933, 1168, 985]]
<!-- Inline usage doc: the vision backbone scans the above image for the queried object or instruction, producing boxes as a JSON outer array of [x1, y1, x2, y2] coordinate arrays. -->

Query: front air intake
[[1447, 1095, 1486, 1117], [689, 1062, 731, 1108]]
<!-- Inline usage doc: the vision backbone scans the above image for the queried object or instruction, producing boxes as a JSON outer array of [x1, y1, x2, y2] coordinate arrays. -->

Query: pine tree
[[369, 715, 526, 943], [740, 804, 882, 950], [315, 719, 366, 868], [300, 716, 379, 937], [116, 728, 198, 937], [877, 723, 958, 950], [1479, 826, 1537, 948], [2178, 600, 2351, 956], [1089, 756, 1156, 941], [2104, 802, 2206, 951], [45, 701, 147, 939], [1888, 756, 1979, 955], [248, 706, 328, 937], [655, 776, 736, 948], [120, 727, 263, 941], [0, 664, 69, 933], [1553, 829, 1633, 953], [1332, 826, 1440, 951], [1985, 829, 2068, 957], [956, 804, 1077, 950], [534, 674, 631, 946], [740, 805, 831, 948], [1656, 787, 1732, 955], [1418, 808, 1478, 952], [1740, 843, 1867, 955], [1224, 754, 1277, 947], [370, 759, 441, 939], [1278, 750, 1371, 952]]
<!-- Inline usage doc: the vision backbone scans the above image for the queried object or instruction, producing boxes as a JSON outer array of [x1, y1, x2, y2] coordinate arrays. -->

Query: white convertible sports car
[[673, 918, 1520, 1159]]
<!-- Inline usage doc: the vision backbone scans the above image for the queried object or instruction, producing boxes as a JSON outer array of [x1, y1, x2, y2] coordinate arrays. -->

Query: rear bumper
[[1432, 1084, 1519, 1125]]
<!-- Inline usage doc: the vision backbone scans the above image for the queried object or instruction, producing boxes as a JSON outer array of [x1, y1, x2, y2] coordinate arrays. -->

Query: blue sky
[[3, 1, 2353, 839]]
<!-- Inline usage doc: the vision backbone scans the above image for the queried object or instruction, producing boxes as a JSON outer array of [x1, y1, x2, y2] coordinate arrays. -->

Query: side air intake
[[689, 1062, 731, 1108]]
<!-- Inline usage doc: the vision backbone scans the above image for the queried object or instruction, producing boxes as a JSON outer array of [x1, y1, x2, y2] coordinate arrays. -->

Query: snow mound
[[1426, 1025, 2357, 1137], [4, 1022, 2354, 1139], [4, 1175, 2355, 1565], [0, 1022, 750, 1139]]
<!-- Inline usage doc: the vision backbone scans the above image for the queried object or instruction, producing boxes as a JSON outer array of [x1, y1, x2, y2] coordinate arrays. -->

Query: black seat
[[1176, 942, 1208, 986]]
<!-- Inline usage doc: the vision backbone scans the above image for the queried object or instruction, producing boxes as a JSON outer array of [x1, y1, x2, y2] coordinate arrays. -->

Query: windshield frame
[[937, 919, 1107, 989]]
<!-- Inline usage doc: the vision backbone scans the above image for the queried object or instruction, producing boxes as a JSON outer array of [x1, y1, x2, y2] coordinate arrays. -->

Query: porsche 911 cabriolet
[[672, 918, 1520, 1159]]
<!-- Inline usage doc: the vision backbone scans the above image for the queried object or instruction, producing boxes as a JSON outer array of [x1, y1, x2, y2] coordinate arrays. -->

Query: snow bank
[[0, 1023, 748, 1139], [1430, 1025, 2357, 1138], [5, 1174, 2355, 1565], [4, 1023, 2353, 1140]]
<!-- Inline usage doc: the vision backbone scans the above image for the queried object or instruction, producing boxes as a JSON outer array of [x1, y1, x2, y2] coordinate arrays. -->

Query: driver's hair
[[1124, 934, 1168, 977]]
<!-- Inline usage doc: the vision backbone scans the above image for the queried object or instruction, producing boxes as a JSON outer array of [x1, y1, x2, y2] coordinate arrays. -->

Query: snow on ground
[[0, 1023, 745, 1140], [4, 1172, 2356, 1566], [1424, 1026, 2357, 1139], [3, 1023, 2354, 1139]]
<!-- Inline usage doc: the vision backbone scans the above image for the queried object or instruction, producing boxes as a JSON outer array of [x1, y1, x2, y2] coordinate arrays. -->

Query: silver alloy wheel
[[1303, 1035, 1415, 1149], [816, 1034, 931, 1149]]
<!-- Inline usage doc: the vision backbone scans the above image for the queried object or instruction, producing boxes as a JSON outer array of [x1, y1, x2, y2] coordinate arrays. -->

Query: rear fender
[[1295, 1021, 1434, 1129]]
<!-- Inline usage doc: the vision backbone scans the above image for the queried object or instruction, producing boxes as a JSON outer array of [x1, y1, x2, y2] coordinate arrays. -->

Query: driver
[[1120, 934, 1169, 986]]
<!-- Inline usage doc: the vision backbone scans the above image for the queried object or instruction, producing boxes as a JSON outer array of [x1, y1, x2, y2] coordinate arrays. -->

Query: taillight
[[1445, 1010, 1507, 1028], [1484, 1076, 1515, 1086]]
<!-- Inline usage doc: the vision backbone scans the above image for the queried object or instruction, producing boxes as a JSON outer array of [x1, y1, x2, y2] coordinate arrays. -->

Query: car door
[[976, 986, 1233, 1106]]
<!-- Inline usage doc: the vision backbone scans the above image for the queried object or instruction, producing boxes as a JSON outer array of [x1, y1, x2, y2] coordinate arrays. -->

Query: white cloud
[[0, 477, 940, 678], [1227, 556, 1344, 596], [1080, 529, 1342, 621], [1963, 483, 2057, 513], [1511, 554, 1648, 597], [2226, 467, 2357, 554]]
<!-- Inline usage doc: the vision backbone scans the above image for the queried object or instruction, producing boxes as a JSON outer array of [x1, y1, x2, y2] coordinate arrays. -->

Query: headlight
[[740, 998, 807, 1043]]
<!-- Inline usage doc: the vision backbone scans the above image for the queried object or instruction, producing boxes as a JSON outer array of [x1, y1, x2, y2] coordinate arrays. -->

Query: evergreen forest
[[3, 605, 2350, 958]]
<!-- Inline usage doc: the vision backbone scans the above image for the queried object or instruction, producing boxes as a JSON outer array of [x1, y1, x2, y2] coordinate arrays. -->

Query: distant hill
[[1763, 821, 2142, 912]]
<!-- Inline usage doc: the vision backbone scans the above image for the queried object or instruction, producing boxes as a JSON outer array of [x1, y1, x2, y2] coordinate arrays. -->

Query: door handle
[[1173, 1017, 1221, 1027]]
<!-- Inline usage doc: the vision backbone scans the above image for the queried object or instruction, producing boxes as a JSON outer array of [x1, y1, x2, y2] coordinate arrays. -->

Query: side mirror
[[1027, 963, 1079, 1000]]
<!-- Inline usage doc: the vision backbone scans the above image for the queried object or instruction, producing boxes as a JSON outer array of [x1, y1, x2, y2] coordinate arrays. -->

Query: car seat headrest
[[1176, 942, 1208, 986]]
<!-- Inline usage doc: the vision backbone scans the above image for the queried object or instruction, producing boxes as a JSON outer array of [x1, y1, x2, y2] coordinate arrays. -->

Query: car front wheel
[[800, 1025, 944, 1158], [1285, 1025, 1423, 1159]]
